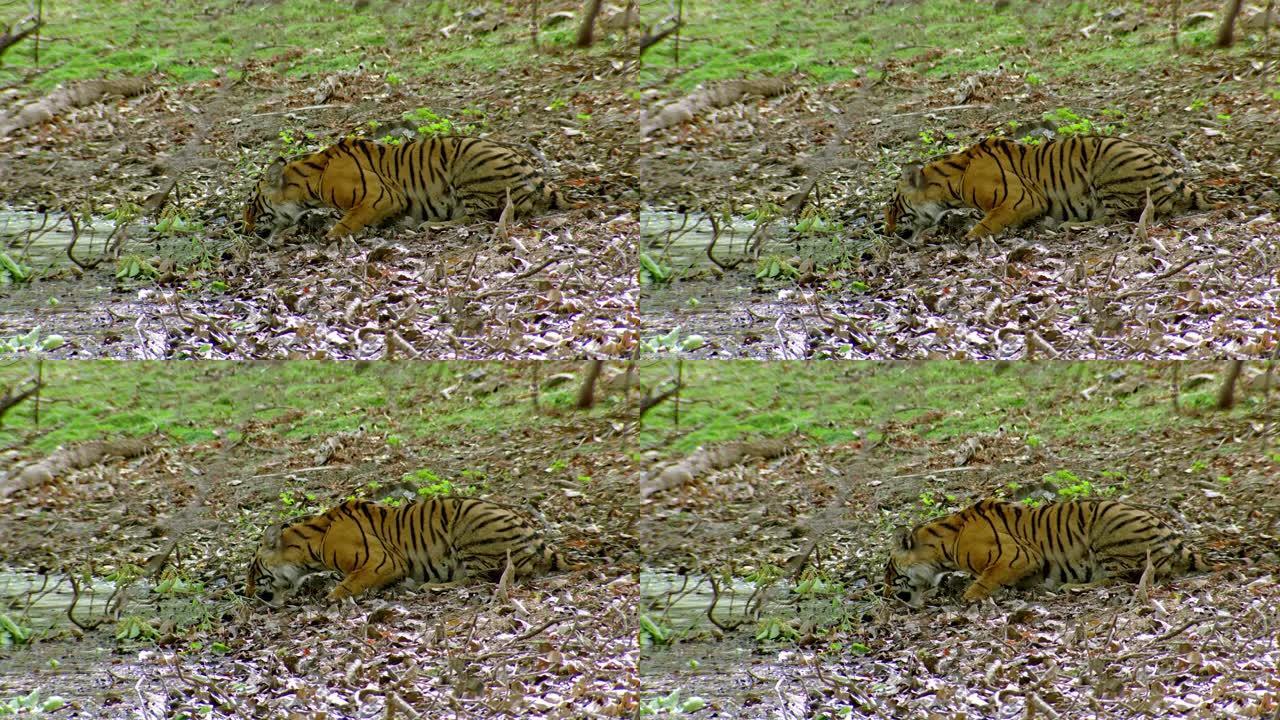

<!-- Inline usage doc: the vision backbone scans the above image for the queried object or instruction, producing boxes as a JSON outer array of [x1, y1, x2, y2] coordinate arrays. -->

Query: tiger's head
[[242, 157, 310, 239], [883, 526, 951, 607], [244, 522, 317, 606], [884, 164, 951, 239]]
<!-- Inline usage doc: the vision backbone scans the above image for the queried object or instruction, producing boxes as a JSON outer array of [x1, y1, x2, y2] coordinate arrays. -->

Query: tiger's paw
[[962, 584, 996, 602]]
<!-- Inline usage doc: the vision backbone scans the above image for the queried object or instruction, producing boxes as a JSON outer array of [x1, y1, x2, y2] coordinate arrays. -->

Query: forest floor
[[0, 362, 639, 719], [0, 1, 638, 359], [638, 0, 1280, 359], [637, 361, 1279, 719]]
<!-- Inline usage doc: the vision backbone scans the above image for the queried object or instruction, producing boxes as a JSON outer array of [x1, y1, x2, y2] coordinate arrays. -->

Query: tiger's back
[[245, 497, 570, 605], [884, 498, 1205, 606], [242, 136, 562, 241], [884, 136, 1206, 240]]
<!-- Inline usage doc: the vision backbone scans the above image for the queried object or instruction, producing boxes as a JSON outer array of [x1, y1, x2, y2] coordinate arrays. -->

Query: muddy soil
[[1, 44, 639, 359], [637, 367, 1280, 718], [0, 368, 639, 718], [640, 52, 1280, 359]]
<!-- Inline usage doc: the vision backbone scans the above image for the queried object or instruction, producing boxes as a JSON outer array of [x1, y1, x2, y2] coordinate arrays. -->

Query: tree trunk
[[575, 360, 603, 409], [1215, 360, 1243, 409], [1216, 0, 1244, 47], [575, 0, 603, 48]]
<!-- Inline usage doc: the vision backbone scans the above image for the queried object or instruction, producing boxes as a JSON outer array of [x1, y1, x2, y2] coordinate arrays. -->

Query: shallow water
[[0, 210, 117, 270], [640, 210, 822, 359], [0, 572, 121, 632]]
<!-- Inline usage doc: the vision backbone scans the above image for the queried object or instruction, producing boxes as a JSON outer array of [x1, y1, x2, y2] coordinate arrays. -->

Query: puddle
[[640, 570, 836, 717], [0, 210, 118, 271], [0, 572, 126, 636], [640, 209, 825, 359]]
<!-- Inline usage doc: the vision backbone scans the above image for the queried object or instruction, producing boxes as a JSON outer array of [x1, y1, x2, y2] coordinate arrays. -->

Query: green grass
[[0, 362, 610, 454], [1, 1, 605, 90], [639, 362, 1261, 454], [639, 0, 1252, 90]]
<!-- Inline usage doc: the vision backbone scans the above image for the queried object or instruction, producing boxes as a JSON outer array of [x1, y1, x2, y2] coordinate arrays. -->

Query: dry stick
[[1172, 0, 1181, 49], [674, 0, 682, 66]]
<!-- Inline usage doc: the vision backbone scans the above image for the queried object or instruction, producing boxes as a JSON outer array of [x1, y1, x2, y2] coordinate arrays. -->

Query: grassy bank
[[639, 0, 1248, 89], [2, 0, 598, 90], [639, 361, 1268, 453], [0, 361, 612, 454]]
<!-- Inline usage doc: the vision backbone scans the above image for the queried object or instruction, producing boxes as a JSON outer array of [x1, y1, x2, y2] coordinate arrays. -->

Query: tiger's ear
[[901, 164, 925, 189], [261, 524, 283, 549], [263, 158, 286, 188], [894, 527, 915, 551]]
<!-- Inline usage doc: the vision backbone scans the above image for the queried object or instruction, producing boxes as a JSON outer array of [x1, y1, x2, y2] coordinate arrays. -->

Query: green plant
[[0, 252, 33, 284], [639, 253, 672, 285], [153, 571, 203, 596], [755, 255, 799, 280], [0, 690, 66, 715], [641, 327, 706, 354], [116, 254, 159, 280], [401, 107, 475, 137], [754, 616, 800, 642], [0, 614, 31, 647], [403, 468, 456, 497], [105, 201, 143, 223], [115, 615, 159, 642], [385, 72, 403, 86], [1188, 98, 1208, 111], [639, 689, 706, 715], [1046, 469, 1115, 499], [1044, 107, 1096, 136], [793, 574, 840, 597], [638, 614, 672, 646], [0, 327, 65, 353]]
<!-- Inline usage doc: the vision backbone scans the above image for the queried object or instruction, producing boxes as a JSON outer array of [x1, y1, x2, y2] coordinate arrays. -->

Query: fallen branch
[[0, 75, 156, 136], [640, 438, 792, 497], [1, 437, 153, 497], [640, 76, 796, 136]]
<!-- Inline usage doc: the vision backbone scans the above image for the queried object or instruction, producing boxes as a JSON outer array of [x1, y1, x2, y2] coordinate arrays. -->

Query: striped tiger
[[884, 136, 1207, 240], [245, 497, 571, 605], [242, 136, 562, 240], [884, 498, 1206, 607]]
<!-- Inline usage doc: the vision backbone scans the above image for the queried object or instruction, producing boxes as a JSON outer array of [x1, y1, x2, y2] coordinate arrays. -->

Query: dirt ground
[[0, 41, 639, 359], [0, 369, 639, 719], [638, 368, 1279, 718], [640, 49, 1280, 359]]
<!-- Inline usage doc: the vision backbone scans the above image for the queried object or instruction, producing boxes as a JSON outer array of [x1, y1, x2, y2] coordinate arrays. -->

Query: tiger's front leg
[[327, 200, 408, 240], [328, 565, 406, 601], [962, 541, 1042, 601], [966, 204, 1044, 240]]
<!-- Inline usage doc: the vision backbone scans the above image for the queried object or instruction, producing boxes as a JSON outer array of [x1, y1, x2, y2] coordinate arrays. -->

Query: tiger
[[245, 497, 572, 606], [883, 136, 1208, 241], [242, 136, 562, 241], [884, 498, 1206, 607]]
